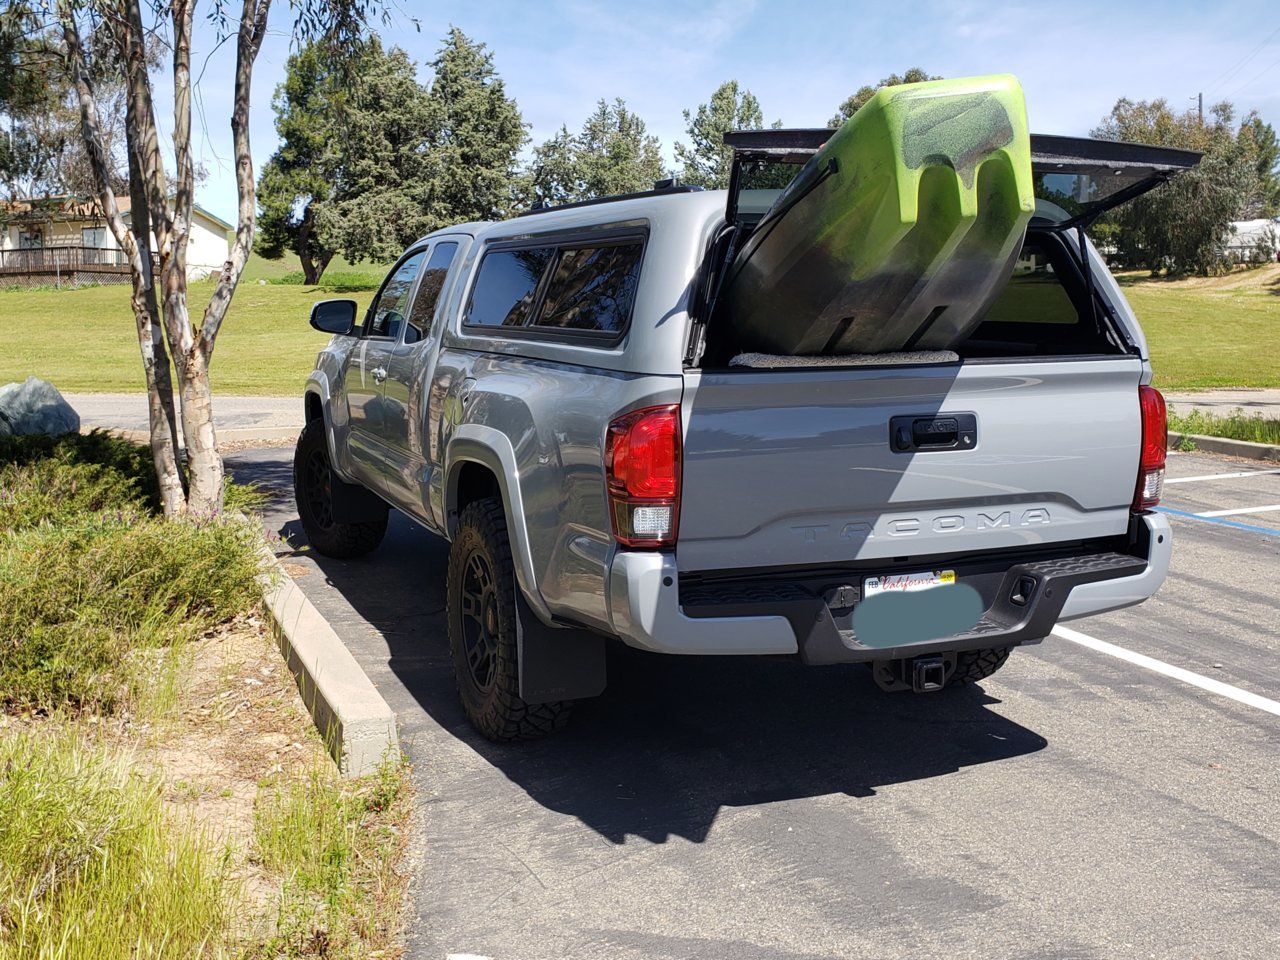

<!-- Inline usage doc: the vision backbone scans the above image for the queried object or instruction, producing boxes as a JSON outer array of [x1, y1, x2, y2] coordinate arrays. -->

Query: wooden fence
[[0, 246, 159, 289]]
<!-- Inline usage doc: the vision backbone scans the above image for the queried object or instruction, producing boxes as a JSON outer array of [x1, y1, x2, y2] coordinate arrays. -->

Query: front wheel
[[292, 419, 387, 558], [447, 498, 571, 741]]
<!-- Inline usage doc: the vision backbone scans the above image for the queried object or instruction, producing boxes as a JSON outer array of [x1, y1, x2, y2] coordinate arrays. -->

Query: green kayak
[[724, 74, 1035, 357]]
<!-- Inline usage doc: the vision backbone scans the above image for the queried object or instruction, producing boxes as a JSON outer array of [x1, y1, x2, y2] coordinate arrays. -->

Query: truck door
[[342, 249, 425, 490], [376, 237, 465, 518]]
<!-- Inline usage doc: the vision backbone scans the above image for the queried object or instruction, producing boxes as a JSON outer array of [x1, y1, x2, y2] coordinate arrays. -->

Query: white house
[[0, 194, 233, 286], [1226, 218, 1280, 263]]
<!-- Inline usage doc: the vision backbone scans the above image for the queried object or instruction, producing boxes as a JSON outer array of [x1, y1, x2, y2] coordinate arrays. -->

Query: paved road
[[226, 446, 1280, 960], [66, 392, 300, 436]]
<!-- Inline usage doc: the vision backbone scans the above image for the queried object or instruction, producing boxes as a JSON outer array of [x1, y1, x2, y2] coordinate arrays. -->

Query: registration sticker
[[863, 570, 955, 597]]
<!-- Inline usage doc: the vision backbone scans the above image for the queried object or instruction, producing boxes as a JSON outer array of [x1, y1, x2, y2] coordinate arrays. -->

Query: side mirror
[[309, 299, 358, 336]]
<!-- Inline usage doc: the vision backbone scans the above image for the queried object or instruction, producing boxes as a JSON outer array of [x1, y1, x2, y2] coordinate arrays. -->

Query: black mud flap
[[515, 591, 607, 704]]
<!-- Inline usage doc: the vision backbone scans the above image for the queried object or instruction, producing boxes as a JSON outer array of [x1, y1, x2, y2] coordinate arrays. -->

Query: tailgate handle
[[890, 414, 977, 452]]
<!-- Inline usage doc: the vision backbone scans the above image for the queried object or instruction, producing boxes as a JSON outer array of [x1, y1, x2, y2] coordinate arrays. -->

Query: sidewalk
[[67, 392, 300, 442], [1163, 389, 1280, 417]]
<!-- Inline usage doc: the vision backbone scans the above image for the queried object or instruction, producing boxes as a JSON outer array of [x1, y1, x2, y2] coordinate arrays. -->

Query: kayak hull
[[725, 74, 1036, 357]]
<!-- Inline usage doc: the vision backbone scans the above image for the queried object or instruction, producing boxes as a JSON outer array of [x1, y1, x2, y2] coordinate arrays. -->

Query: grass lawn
[[1, 255, 1277, 395], [0, 253, 383, 396], [1119, 263, 1280, 390]]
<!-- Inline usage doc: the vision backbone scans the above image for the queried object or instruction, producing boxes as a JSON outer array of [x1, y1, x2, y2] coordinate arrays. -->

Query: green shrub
[[0, 729, 232, 959], [0, 432, 158, 528], [316, 271, 383, 293], [0, 513, 264, 713], [268, 269, 382, 292], [1167, 406, 1280, 445]]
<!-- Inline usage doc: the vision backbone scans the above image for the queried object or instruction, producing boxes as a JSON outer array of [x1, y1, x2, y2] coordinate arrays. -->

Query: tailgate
[[677, 358, 1144, 572]]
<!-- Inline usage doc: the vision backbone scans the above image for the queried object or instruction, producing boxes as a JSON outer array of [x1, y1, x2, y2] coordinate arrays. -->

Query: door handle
[[890, 414, 977, 452], [371, 366, 387, 384]]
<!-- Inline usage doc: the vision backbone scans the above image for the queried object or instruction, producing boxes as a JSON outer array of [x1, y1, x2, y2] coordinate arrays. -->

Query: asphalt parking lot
[[228, 445, 1279, 960]]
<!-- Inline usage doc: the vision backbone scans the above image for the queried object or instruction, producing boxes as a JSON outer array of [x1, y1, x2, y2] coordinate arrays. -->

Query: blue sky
[[182, 0, 1280, 224]]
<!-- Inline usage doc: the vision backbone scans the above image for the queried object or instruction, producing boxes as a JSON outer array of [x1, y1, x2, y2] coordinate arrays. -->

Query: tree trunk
[[121, 16, 184, 514], [300, 248, 334, 285], [60, 5, 185, 515], [297, 202, 332, 284], [161, 0, 226, 516], [300, 254, 320, 285], [175, 347, 224, 514]]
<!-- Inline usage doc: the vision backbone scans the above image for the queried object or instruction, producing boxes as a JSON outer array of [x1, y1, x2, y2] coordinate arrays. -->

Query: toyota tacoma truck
[[294, 129, 1197, 741]]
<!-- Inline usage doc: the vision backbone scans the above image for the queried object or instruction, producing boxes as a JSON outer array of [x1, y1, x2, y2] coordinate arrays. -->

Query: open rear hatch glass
[[695, 130, 1203, 364], [724, 130, 1203, 229], [1028, 134, 1202, 228]]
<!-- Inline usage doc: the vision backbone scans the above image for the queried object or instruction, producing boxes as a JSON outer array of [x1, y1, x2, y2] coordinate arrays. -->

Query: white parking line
[[1196, 504, 1280, 518], [1165, 468, 1280, 484], [1052, 625, 1280, 718]]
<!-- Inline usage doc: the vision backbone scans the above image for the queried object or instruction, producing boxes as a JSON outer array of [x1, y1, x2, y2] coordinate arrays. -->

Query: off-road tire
[[293, 419, 388, 558], [948, 646, 1014, 686], [447, 498, 572, 742]]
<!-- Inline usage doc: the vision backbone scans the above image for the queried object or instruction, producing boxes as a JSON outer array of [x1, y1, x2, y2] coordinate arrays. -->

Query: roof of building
[[0, 194, 234, 234]]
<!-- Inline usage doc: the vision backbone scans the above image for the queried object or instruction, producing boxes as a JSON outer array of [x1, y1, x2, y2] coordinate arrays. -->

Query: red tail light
[[1134, 385, 1167, 511], [605, 405, 681, 548]]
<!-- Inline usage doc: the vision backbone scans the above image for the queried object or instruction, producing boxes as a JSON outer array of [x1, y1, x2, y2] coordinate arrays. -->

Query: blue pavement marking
[[1157, 506, 1280, 536]]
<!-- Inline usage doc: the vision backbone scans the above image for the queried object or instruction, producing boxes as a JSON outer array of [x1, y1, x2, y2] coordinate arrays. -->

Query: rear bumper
[[606, 512, 1171, 662]]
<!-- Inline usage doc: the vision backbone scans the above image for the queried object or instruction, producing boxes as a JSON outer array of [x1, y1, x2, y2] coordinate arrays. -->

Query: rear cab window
[[463, 230, 645, 344]]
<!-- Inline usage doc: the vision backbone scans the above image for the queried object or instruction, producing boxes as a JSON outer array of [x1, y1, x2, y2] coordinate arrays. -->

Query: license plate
[[863, 569, 956, 597]]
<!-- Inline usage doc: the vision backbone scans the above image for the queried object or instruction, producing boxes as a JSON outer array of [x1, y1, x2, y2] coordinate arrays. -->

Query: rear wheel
[[293, 420, 387, 558], [447, 498, 571, 741], [947, 646, 1013, 686]]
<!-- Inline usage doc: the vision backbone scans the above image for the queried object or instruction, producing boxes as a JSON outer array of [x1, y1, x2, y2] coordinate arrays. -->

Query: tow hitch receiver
[[913, 656, 947, 693], [872, 652, 957, 693]]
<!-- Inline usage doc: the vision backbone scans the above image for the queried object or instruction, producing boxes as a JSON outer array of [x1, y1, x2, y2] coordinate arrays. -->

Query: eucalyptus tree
[[26, 0, 391, 515]]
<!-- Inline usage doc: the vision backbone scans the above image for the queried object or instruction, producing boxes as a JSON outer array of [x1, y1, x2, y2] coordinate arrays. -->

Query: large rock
[[0, 377, 81, 438]]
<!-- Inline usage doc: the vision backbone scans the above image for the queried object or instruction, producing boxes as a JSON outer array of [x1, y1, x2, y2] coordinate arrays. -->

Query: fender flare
[[303, 373, 359, 485], [445, 424, 553, 625]]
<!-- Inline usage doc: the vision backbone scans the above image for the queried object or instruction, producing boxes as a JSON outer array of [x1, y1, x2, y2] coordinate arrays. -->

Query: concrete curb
[[1170, 432, 1280, 462], [258, 546, 399, 778]]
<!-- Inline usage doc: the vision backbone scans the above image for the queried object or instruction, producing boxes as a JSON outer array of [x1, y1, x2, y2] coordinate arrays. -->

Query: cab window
[[404, 242, 459, 345], [366, 252, 425, 340]]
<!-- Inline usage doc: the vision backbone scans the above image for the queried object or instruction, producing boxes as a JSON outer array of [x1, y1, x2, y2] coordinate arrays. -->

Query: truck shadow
[[228, 454, 1047, 846], [307, 527, 1042, 844]]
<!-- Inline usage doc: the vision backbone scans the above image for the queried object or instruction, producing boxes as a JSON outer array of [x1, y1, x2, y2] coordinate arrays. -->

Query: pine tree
[[828, 68, 942, 128], [674, 80, 766, 189], [257, 37, 435, 280], [526, 98, 667, 205], [425, 27, 526, 224]]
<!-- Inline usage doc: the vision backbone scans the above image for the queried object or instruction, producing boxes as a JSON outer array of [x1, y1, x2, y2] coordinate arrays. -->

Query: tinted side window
[[465, 248, 554, 327], [983, 241, 1079, 326], [404, 242, 459, 344], [535, 243, 643, 333], [367, 252, 424, 339]]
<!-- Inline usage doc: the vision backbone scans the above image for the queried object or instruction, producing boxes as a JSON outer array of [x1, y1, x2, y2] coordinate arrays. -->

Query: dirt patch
[[77, 614, 412, 953], [1118, 262, 1280, 292], [106, 617, 317, 931]]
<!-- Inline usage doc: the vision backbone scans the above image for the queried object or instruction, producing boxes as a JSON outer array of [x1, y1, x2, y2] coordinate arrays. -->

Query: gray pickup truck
[[295, 131, 1198, 741]]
